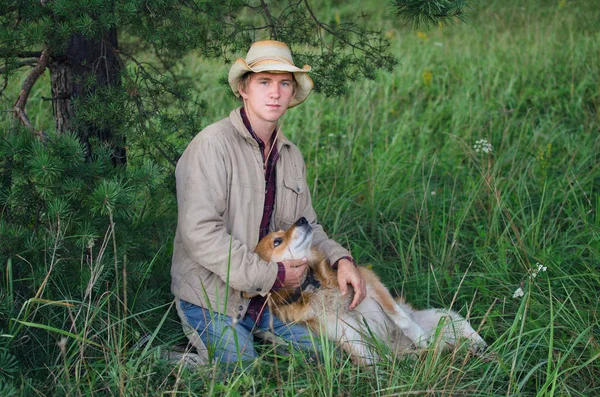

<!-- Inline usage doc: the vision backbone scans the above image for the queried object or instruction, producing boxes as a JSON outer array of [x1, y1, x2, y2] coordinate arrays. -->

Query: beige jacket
[[171, 107, 351, 319]]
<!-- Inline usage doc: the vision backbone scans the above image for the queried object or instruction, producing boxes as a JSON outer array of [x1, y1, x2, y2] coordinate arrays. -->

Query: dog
[[251, 217, 487, 364]]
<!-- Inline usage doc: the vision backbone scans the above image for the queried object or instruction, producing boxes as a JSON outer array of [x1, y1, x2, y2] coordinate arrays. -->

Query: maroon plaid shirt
[[241, 107, 286, 321]]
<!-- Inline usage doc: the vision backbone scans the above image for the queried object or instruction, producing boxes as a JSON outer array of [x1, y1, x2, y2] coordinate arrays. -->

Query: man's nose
[[269, 85, 280, 97]]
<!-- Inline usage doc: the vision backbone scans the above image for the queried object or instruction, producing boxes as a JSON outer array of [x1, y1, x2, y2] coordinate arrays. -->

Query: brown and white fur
[[251, 217, 487, 364]]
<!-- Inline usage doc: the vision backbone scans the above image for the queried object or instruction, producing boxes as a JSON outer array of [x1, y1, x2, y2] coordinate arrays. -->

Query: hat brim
[[228, 58, 314, 108]]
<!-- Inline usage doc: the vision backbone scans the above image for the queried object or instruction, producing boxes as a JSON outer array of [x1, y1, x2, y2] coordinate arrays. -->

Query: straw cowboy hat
[[228, 40, 314, 108]]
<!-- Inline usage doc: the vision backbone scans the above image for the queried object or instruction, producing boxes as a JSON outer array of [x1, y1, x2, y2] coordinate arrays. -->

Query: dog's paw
[[465, 332, 487, 353], [467, 336, 490, 354], [461, 334, 497, 361]]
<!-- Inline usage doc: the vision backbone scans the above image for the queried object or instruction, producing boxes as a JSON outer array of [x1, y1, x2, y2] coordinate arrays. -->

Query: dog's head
[[255, 217, 314, 262]]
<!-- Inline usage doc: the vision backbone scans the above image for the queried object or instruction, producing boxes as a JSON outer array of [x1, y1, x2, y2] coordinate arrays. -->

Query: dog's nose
[[296, 217, 308, 226]]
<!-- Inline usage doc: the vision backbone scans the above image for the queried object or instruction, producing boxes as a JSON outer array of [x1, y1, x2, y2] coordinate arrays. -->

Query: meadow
[[1, 0, 599, 395]]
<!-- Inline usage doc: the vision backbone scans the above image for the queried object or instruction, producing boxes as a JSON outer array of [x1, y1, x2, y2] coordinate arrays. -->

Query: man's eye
[[273, 238, 283, 247]]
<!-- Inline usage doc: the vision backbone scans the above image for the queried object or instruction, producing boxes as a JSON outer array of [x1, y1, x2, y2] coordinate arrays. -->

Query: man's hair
[[237, 72, 252, 96], [237, 72, 297, 99]]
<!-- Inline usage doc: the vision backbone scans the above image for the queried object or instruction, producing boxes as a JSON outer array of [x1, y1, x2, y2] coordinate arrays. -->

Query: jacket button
[[256, 288, 262, 292], [238, 305, 244, 311], [236, 314, 242, 320]]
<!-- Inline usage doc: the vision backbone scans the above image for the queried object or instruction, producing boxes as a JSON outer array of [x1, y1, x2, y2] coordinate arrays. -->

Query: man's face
[[239, 72, 295, 125]]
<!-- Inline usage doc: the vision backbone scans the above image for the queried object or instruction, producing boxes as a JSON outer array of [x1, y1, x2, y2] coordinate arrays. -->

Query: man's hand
[[337, 259, 366, 310], [281, 257, 308, 288]]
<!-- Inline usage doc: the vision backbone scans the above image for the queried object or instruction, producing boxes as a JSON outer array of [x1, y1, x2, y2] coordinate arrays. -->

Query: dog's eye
[[273, 237, 283, 247]]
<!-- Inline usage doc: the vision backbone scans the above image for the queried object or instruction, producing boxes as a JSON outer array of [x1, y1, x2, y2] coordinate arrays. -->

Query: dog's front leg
[[390, 304, 429, 348]]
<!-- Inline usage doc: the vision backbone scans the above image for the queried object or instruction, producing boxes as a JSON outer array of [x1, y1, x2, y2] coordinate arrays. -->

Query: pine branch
[[0, 59, 39, 74], [112, 48, 179, 168], [392, 0, 469, 28], [0, 49, 43, 58], [260, 0, 280, 41], [13, 48, 49, 141]]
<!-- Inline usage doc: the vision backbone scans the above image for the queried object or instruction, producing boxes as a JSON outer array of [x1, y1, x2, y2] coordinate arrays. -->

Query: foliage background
[[1, 0, 599, 395]]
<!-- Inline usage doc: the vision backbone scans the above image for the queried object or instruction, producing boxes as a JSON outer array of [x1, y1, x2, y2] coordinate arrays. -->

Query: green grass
[[1, 0, 599, 395]]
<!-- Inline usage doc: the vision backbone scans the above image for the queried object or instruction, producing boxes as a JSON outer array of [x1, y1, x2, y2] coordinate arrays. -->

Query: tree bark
[[49, 28, 126, 165]]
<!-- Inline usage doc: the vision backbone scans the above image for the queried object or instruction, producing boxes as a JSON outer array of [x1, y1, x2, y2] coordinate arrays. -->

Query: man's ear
[[238, 82, 249, 99]]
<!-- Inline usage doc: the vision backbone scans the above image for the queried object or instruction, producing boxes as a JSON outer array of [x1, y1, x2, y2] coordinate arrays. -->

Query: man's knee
[[178, 299, 259, 363]]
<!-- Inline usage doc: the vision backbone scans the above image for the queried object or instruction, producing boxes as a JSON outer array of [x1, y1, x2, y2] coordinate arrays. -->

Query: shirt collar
[[240, 107, 277, 149], [230, 107, 292, 149]]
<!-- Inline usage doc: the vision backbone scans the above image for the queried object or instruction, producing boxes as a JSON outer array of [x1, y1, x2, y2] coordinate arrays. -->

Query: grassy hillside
[[1, 0, 598, 395]]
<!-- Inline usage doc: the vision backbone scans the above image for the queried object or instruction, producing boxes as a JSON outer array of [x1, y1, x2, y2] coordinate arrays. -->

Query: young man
[[171, 40, 366, 363]]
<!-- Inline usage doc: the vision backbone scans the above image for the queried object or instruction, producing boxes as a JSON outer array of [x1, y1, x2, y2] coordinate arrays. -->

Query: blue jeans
[[179, 299, 320, 363]]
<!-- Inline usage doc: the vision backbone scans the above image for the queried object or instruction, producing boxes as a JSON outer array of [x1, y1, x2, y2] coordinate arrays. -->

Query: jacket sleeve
[[175, 135, 278, 295], [295, 159, 353, 265]]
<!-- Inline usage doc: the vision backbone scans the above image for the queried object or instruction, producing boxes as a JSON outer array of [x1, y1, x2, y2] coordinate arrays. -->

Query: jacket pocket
[[277, 177, 306, 225]]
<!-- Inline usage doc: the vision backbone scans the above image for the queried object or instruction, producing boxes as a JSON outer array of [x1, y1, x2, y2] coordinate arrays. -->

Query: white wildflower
[[513, 287, 524, 298], [57, 337, 68, 353], [431, 191, 436, 196], [474, 139, 493, 154], [536, 263, 547, 273], [529, 262, 548, 279]]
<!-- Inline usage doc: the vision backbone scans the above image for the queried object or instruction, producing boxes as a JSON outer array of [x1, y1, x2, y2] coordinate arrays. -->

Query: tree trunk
[[49, 28, 126, 165]]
